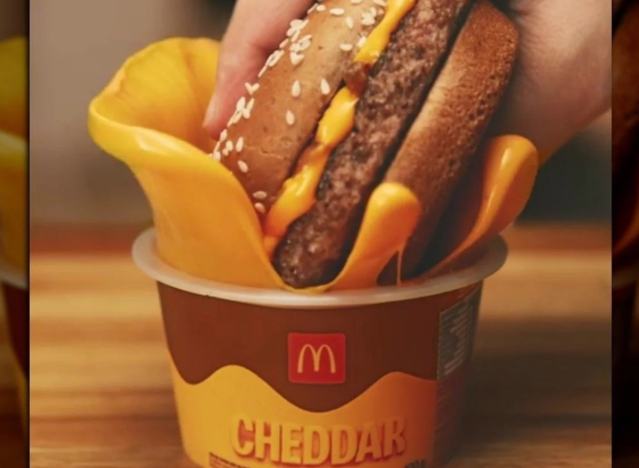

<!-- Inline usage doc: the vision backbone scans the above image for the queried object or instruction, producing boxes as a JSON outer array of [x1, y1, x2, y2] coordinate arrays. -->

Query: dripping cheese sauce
[[263, 0, 418, 258]]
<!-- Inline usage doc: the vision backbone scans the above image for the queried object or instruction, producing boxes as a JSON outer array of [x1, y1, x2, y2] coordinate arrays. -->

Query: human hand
[[203, 0, 312, 136], [204, 0, 611, 162]]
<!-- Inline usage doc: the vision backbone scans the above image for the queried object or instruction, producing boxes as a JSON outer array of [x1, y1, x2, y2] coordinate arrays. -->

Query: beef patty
[[273, 0, 472, 288]]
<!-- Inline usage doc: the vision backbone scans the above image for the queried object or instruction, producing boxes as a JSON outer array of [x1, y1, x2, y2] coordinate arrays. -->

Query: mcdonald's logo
[[288, 333, 346, 384]]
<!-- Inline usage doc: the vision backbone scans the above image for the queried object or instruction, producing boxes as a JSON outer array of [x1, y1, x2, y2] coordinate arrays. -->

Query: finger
[[204, 0, 313, 137], [490, 0, 611, 162]]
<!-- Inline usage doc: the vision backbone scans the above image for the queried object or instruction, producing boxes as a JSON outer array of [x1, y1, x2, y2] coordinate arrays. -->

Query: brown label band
[[159, 282, 481, 412], [3, 283, 27, 375]]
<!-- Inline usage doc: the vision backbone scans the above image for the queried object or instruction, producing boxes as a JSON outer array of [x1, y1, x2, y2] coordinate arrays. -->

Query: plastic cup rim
[[0, 256, 25, 290], [132, 228, 508, 309]]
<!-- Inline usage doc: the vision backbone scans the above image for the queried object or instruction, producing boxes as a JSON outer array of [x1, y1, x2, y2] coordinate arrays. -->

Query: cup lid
[[133, 228, 508, 309]]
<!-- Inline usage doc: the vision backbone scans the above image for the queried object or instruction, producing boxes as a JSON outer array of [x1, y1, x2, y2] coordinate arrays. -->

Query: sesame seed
[[247, 98, 255, 112], [286, 110, 296, 126], [214, 141, 221, 152], [320, 78, 330, 95], [244, 83, 259, 95], [362, 15, 376, 26], [280, 38, 289, 49], [291, 29, 301, 42], [357, 35, 367, 48], [212, 151, 221, 161], [269, 50, 284, 67], [346, 16, 354, 29], [236, 137, 245, 153], [238, 160, 249, 173], [225, 141, 233, 152], [308, 3, 317, 13], [340, 43, 354, 52], [330, 7, 345, 15], [377, 8, 384, 15], [292, 80, 301, 97], [298, 39, 312, 51], [370, 6, 378, 17], [258, 64, 268, 77], [253, 191, 267, 200], [351, 0, 363, 4], [287, 23, 303, 37], [220, 129, 228, 142], [290, 53, 304, 66], [373, 0, 386, 5], [290, 43, 300, 53], [222, 148, 230, 156], [289, 19, 308, 32], [242, 108, 251, 119], [231, 109, 243, 125], [236, 97, 246, 111], [316, 4, 326, 11], [254, 202, 266, 214]]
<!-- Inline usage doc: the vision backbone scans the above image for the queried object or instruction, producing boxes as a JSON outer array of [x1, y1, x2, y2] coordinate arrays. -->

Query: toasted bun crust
[[613, 0, 639, 178], [383, 0, 519, 278], [218, 0, 379, 210]]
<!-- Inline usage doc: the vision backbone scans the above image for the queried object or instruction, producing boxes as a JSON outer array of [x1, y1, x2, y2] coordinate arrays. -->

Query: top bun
[[215, 0, 381, 214]]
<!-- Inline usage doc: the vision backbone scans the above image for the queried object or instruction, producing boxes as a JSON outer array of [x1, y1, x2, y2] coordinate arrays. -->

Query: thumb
[[204, 0, 313, 137]]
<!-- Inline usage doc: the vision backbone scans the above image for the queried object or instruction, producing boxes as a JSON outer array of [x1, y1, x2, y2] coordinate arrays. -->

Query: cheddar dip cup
[[88, 37, 538, 468], [133, 229, 507, 468]]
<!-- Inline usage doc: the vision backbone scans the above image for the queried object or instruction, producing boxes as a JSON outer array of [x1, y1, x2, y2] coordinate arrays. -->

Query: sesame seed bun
[[218, 0, 379, 210]]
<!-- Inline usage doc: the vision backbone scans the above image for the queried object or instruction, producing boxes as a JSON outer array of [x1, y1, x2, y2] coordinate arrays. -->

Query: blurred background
[[29, 0, 611, 227], [0, 0, 26, 464]]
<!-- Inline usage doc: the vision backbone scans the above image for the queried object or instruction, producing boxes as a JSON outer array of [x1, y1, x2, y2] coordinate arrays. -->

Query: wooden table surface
[[29, 224, 617, 468]]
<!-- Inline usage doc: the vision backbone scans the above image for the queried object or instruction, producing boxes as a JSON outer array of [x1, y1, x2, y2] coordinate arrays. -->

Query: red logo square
[[288, 333, 346, 385]]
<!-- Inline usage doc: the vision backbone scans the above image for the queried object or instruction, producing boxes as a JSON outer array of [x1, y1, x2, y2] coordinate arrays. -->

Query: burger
[[212, 0, 518, 288]]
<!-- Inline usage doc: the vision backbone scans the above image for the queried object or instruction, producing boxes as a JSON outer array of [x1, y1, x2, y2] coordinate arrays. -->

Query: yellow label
[[172, 364, 439, 468]]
